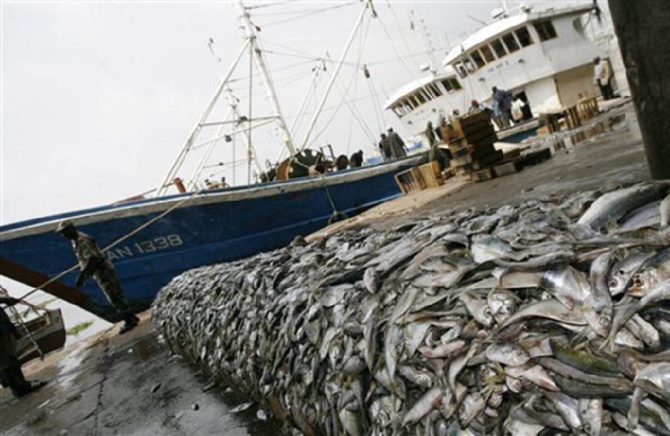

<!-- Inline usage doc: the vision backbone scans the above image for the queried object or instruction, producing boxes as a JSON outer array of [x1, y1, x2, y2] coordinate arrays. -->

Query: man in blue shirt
[[492, 86, 513, 129]]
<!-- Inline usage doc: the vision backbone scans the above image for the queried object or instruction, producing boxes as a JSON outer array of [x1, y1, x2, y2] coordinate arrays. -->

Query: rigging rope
[[16, 187, 212, 303], [259, 2, 357, 27]]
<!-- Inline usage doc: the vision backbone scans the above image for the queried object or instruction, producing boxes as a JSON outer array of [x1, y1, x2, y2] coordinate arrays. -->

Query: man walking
[[593, 57, 614, 100], [0, 292, 47, 398], [56, 221, 139, 334]]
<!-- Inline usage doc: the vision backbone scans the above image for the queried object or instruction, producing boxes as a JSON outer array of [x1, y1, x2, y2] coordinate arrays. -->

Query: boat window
[[440, 77, 462, 93], [502, 32, 520, 53], [427, 82, 442, 97], [515, 26, 534, 47], [573, 17, 585, 35], [463, 59, 476, 73], [491, 39, 507, 58], [480, 45, 496, 62], [534, 20, 558, 41], [409, 95, 420, 109], [470, 50, 486, 69], [415, 91, 427, 105], [455, 62, 468, 78]]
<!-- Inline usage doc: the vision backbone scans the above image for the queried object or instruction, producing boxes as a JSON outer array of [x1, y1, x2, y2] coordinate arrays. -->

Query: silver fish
[[608, 250, 655, 296], [486, 343, 530, 367], [401, 387, 443, 426], [577, 182, 670, 231]]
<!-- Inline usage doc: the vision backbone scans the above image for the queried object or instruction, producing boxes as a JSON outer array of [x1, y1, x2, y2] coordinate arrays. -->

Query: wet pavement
[[0, 99, 650, 435], [0, 313, 282, 435]]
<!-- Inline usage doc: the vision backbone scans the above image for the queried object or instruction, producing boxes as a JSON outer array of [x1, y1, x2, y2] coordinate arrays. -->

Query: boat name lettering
[[107, 234, 184, 260]]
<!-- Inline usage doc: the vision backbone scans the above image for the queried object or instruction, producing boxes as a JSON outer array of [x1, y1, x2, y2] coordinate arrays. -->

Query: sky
[[0, 0, 607, 340]]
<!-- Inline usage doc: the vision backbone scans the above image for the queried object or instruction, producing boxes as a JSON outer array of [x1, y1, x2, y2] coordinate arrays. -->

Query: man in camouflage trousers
[[56, 220, 139, 334]]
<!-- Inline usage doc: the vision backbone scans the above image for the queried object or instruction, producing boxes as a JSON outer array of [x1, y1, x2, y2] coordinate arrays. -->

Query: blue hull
[[0, 156, 423, 321]]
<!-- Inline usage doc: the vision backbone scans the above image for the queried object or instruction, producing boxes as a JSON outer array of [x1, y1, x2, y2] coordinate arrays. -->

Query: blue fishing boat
[[0, 156, 421, 322], [0, 0, 426, 322]]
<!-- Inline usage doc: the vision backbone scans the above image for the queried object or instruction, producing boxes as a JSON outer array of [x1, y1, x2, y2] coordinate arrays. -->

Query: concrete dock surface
[[0, 100, 650, 435]]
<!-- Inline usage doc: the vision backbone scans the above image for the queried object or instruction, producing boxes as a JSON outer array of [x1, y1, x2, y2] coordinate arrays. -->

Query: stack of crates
[[446, 111, 504, 182]]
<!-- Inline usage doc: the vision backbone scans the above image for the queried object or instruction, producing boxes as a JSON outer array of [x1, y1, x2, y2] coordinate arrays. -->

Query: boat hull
[[0, 156, 423, 321]]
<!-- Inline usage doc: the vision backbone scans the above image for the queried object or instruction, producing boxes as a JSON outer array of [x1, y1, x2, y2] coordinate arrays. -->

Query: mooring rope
[[14, 187, 211, 303]]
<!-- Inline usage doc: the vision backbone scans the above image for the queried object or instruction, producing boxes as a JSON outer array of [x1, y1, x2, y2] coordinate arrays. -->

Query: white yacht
[[384, 3, 603, 143]]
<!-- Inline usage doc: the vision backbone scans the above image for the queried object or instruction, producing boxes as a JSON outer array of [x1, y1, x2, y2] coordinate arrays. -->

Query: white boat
[[384, 2, 603, 144]]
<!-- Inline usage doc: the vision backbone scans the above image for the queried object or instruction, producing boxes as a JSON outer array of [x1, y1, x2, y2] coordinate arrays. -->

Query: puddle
[[55, 344, 89, 390]]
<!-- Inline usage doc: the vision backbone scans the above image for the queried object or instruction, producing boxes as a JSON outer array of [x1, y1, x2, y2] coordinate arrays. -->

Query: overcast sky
[[1, 0, 606, 337]]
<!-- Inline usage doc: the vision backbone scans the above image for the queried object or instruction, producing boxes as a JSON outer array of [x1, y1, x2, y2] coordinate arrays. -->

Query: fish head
[[627, 273, 651, 296], [505, 376, 523, 393], [488, 290, 518, 324], [608, 274, 627, 296]]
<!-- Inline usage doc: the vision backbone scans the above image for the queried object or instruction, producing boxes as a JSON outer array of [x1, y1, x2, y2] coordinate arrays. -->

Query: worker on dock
[[492, 86, 513, 128], [56, 220, 139, 335], [387, 127, 408, 159], [0, 293, 47, 398]]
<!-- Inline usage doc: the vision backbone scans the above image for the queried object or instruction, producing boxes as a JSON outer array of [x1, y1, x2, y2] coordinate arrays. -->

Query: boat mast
[[237, 0, 296, 157], [298, 0, 376, 151], [156, 41, 250, 196]]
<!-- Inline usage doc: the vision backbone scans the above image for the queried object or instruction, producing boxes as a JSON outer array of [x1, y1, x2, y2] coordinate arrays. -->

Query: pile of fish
[[153, 181, 670, 435]]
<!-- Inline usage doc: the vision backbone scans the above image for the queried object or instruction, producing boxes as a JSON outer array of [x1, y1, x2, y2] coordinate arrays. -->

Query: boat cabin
[[385, 3, 600, 142]]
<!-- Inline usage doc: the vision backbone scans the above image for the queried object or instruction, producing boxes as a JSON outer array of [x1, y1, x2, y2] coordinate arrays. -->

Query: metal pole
[[156, 40, 250, 196], [238, 0, 296, 156]]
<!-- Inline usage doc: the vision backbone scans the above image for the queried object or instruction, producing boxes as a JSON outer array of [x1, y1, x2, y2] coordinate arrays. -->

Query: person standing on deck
[[387, 127, 408, 159], [56, 220, 139, 335], [378, 133, 392, 161], [0, 292, 47, 398], [492, 86, 513, 129], [593, 57, 614, 100], [350, 150, 364, 168]]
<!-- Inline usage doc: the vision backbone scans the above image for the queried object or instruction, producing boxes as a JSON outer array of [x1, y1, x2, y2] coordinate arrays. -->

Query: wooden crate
[[417, 162, 444, 188], [484, 149, 504, 166], [458, 110, 491, 128], [471, 143, 497, 160], [394, 167, 426, 194]]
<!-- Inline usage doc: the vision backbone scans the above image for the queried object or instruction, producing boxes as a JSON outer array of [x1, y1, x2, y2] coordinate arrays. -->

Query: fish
[[628, 248, 670, 296], [577, 182, 670, 231], [152, 182, 670, 435], [401, 387, 443, 426], [486, 343, 530, 367], [608, 249, 656, 296]]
